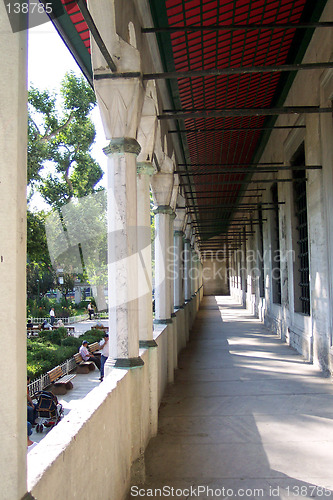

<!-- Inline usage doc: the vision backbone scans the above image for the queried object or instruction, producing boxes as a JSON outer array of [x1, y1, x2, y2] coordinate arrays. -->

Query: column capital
[[174, 230, 184, 237], [103, 137, 141, 156], [184, 238, 191, 244], [170, 212, 176, 221], [153, 205, 174, 215], [137, 161, 157, 176], [113, 357, 145, 369]]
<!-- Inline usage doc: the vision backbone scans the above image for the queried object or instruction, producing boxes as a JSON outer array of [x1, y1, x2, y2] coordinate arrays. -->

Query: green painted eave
[[48, 0, 93, 86]]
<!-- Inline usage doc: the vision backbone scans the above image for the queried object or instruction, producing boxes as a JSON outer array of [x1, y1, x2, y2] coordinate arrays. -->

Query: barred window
[[271, 183, 281, 304], [292, 145, 310, 315], [258, 205, 265, 298]]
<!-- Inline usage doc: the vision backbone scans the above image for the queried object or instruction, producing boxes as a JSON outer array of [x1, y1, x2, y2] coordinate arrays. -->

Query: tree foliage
[[27, 72, 105, 304], [28, 72, 103, 210], [27, 210, 50, 267]]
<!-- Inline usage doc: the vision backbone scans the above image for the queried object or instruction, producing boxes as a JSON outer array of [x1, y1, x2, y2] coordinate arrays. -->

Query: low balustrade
[[28, 357, 77, 396]]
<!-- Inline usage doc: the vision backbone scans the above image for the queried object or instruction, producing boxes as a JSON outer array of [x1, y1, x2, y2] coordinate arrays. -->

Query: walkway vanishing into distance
[[132, 296, 333, 500]]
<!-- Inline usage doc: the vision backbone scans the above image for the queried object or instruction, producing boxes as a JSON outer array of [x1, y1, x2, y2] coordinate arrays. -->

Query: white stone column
[[183, 221, 193, 339], [174, 230, 185, 308], [0, 3, 27, 497], [174, 196, 186, 310], [174, 201, 187, 351], [151, 167, 174, 323], [104, 138, 143, 368], [184, 236, 192, 302], [137, 162, 156, 348], [151, 166, 174, 381], [169, 211, 177, 370], [190, 234, 196, 298], [153, 206, 173, 323]]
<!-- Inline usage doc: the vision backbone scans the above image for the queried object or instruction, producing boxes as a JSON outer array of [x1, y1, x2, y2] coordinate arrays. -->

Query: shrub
[[62, 336, 81, 348], [27, 338, 81, 379], [27, 327, 106, 380], [78, 329, 104, 345]]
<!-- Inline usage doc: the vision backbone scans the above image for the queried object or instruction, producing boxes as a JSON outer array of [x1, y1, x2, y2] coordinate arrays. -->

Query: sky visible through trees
[[28, 15, 107, 212]]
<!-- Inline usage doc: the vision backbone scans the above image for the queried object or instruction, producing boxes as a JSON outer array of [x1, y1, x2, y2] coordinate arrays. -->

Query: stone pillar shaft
[[137, 162, 155, 345], [174, 231, 185, 308], [105, 139, 143, 367], [0, 4, 28, 497], [154, 208, 173, 322], [184, 239, 192, 302]]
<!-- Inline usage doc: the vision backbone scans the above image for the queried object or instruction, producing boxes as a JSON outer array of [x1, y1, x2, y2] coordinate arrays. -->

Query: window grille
[[293, 168, 310, 315], [242, 227, 246, 291], [258, 205, 265, 298], [271, 183, 281, 304]]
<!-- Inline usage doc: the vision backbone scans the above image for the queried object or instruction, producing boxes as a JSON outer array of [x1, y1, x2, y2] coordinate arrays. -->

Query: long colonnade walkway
[[132, 296, 333, 500]]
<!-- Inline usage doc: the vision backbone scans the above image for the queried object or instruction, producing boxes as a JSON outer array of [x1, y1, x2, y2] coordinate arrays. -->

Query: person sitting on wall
[[56, 319, 64, 327], [41, 320, 52, 330], [79, 340, 101, 370]]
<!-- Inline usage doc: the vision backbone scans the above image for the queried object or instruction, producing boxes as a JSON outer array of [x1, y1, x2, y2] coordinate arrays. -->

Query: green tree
[[27, 210, 50, 268], [27, 72, 104, 308], [26, 262, 55, 300], [28, 71, 103, 209], [56, 272, 76, 306]]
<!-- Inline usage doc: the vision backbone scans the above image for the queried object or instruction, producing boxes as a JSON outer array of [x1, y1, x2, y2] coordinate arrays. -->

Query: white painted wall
[[229, 0, 333, 374], [202, 258, 229, 296]]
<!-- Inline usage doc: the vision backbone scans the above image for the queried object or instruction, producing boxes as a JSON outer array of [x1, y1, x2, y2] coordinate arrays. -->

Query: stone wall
[[202, 258, 229, 296], [28, 299, 199, 500], [229, 0, 333, 374]]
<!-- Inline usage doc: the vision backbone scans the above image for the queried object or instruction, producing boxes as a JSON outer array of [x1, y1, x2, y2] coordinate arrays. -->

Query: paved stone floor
[[131, 296, 333, 500]]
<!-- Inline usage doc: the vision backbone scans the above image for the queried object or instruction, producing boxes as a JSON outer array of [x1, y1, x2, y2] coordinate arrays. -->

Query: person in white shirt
[[50, 307, 55, 325], [79, 341, 101, 369], [99, 333, 109, 381], [87, 302, 94, 320]]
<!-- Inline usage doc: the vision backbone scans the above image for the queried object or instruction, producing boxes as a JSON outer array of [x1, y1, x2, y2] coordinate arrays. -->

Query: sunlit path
[[132, 296, 333, 500]]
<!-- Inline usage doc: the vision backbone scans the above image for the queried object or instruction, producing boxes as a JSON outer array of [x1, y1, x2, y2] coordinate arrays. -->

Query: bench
[[67, 326, 75, 335], [88, 342, 101, 354], [47, 366, 76, 395], [73, 352, 96, 374], [27, 329, 39, 337], [52, 325, 75, 335], [91, 325, 109, 332]]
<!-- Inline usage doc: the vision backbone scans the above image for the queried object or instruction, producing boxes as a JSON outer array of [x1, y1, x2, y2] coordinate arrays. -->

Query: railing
[[28, 357, 77, 397], [29, 314, 88, 325]]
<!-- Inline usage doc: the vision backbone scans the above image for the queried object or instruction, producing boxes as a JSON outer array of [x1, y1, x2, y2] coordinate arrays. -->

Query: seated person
[[27, 421, 37, 452], [27, 319, 33, 329], [41, 320, 52, 330], [27, 376, 37, 426], [56, 319, 64, 327], [79, 340, 101, 370]]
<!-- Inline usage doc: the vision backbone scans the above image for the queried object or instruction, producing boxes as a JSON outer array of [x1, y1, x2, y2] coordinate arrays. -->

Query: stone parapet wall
[[28, 297, 202, 500]]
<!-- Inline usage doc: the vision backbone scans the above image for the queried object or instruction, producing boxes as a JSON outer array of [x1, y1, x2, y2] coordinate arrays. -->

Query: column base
[[139, 340, 158, 348], [113, 357, 144, 369], [153, 318, 172, 325]]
